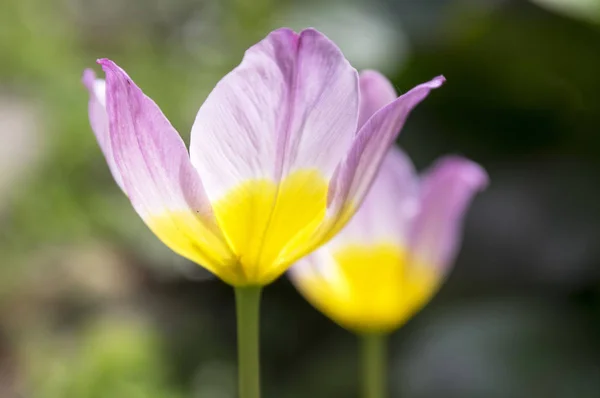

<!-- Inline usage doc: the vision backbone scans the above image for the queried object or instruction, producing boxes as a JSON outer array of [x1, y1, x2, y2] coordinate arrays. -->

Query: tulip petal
[[98, 59, 238, 282], [358, 70, 397, 129], [327, 76, 446, 236], [189, 27, 359, 198], [408, 156, 488, 272], [328, 146, 419, 249], [82, 69, 124, 191], [187, 28, 359, 282]]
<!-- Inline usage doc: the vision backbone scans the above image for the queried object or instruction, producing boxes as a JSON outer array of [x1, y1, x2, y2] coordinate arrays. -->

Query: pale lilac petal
[[289, 249, 341, 290], [328, 146, 419, 250], [408, 156, 488, 272], [82, 68, 124, 191], [189, 28, 359, 201], [358, 70, 397, 129], [99, 59, 236, 275], [327, 76, 446, 233]]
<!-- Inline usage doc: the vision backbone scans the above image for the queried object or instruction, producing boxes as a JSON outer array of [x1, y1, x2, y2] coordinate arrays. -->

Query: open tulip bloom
[[83, 28, 444, 398], [290, 72, 487, 398]]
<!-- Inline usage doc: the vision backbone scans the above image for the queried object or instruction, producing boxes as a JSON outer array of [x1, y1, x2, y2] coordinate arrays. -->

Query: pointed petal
[[189, 28, 359, 201], [358, 70, 397, 129], [98, 59, 237, 282], [82, 68, 124, 191], [408, 156, 488, 272], [186, 29, 358, 282], [328, 146, 419, 249], [326, 76, 446, 235]]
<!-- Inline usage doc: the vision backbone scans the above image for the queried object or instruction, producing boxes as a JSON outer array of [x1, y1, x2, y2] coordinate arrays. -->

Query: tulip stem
[[361, 333, 387, 398], [235, 285, 262, 398]]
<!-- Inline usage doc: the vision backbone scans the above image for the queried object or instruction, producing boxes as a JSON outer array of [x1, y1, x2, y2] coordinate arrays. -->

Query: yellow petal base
[[147, 169, 330, 286], [146, 211, 240, 282], [299, 243, 440, 333], [213, 169, 329, 285]]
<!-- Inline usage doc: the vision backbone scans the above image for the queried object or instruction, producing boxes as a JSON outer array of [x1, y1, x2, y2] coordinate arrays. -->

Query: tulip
[[290, 71, 487, 398], [83, 28, 444, 398]]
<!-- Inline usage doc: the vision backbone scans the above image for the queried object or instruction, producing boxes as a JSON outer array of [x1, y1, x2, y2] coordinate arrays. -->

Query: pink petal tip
[[429, 75, 446, 88], [434, 156, 489, 191], [96, 58, 120, 74]]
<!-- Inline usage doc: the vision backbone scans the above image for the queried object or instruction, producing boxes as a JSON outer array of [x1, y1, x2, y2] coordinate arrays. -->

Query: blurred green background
[[1, 0, 599, 397]]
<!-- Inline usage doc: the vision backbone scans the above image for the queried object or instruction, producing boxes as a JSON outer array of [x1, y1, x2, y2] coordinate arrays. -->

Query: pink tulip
[[83, 28, 444, 287]]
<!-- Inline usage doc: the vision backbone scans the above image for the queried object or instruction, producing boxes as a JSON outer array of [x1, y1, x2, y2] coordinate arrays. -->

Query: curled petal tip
[[96, 58, 119, 73], [456, 158, 488, 191], [430, 75, 446, 88], [436, 156, 489, 191], [95, 59, 133, 84], [458, 165, 488, 192], [473, 170, 489, 191], [468, 164, 489, 190]]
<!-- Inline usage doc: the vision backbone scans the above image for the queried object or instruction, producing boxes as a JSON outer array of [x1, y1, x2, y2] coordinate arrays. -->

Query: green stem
[[361, 333, 388, 398], [235, 286, 263, 398]]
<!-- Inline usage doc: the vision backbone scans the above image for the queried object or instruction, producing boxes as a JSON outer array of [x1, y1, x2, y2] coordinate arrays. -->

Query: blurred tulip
[[291, 71, 487, 333]]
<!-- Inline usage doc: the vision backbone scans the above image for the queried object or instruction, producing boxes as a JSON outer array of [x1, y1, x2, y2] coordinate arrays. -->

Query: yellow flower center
[[299, 243, 440, 333], [148, 169, 329, 286], [213, 169, 329, 285]]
